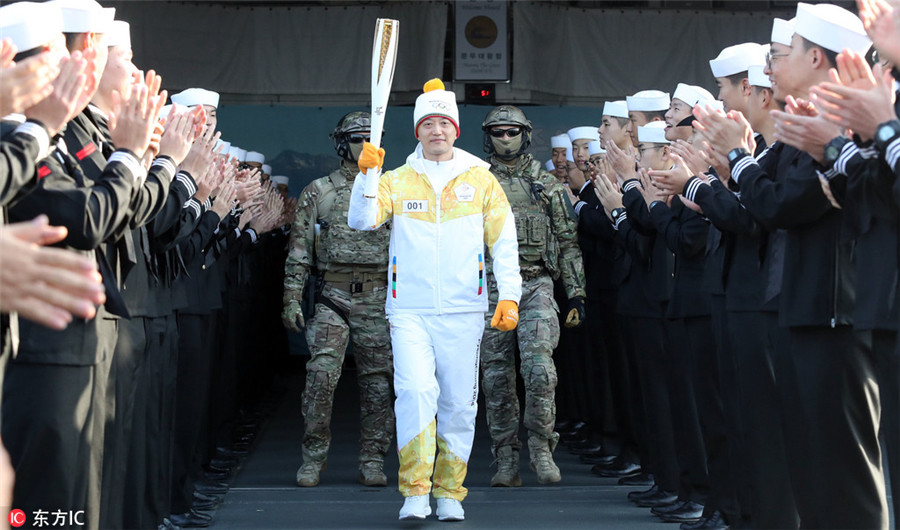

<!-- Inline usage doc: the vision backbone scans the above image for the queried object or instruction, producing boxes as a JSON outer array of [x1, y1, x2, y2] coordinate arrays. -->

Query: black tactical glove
[[564, 297, 585, 328]]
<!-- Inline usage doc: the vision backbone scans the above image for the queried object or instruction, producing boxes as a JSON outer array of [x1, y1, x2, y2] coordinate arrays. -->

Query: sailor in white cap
[[270, 175, 289, 196], [348, 78, 521, 522], [170, 87, 219, 130], [696, 4, 887, 527], [626, 89, 670, 147], [599, 100, 631, 151], [245, 151, 265, 170], [549, 133, 572, 182], [709, 42, 768, 113], [261, 163, 272, 179], [588, 140, 605, 165], [566, 126, 600, 197], [665, 83, 716, 142]]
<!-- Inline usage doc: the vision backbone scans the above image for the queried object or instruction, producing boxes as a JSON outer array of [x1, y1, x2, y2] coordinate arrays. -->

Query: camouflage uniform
[[283, 161, 394, 484], [481, 152, 586, 481]]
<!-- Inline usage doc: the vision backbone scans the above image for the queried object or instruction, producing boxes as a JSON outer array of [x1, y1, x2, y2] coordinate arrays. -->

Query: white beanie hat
[[261, 164, 272, 175], [748, 65, 771, 88], [50, 0, 114, 34], [271, 176, 290, 186], [588, 141, 605, 156], [545, 159, 556, 171], [413, 78, 459, 138]]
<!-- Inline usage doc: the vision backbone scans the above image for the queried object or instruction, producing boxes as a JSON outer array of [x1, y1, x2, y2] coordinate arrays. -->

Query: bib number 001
[[403, 200, 428, 213]]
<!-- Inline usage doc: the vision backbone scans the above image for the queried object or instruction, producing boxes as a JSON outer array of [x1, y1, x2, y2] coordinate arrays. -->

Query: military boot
[[295, 460, 327, 487], [359, 460, 387, 487], [490, 445, 522, 487], [528, 437, 561, 484]]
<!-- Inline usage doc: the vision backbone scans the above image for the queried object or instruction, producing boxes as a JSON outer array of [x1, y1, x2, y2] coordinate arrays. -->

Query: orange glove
[[490, 300, 519, 331], [358, 142, 385, 175]]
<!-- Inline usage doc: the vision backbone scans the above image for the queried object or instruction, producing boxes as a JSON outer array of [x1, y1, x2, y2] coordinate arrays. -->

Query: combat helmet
[[330, 111, 374, 162], [482, 105, 533, 157]]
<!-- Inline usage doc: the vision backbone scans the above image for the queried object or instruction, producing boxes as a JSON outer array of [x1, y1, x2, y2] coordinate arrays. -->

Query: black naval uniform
[[730, 143, 886, 528], [616, 180, 678, 493], [2, 109, 142, 530], [686, 155, 798, 528]]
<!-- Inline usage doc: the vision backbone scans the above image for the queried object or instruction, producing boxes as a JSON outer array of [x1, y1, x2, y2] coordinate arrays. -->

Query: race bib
[[403, 199, 428, 213]]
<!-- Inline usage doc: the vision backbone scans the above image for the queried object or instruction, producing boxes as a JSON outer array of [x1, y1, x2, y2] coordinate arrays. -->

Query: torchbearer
[[348, 78, 522, 522]]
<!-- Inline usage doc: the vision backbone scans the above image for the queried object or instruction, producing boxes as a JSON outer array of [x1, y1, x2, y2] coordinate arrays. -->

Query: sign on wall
[[454, 0, 509, 82]]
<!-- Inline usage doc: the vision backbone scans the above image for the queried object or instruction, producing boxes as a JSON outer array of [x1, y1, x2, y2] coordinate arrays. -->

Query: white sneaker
[[398, 494, 431, 520], [436, 498, 465, 521]]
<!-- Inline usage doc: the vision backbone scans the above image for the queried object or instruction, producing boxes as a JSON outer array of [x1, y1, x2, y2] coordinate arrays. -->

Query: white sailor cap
[[771, 18, 796, 46], [706, 100, 725, 113], [271, 176, 290, 186], [106, 20, 130, 49], [709, 42, 768, 78], [245, 151, 265, 164], [50, 0, 114, 34], [626, 90, 670, 112], [171, 88, 220, 109], [602, 100, 629, 119], [261, 164, 272, 175], [0, 2, 64, 53], [588, 141, 605, 156], [794, 2, 871, 54], [567, 126, 600, 143], [748, 65, 771, 88], [544, 159, 556, 171], [550, 134, 571, 149], [637, 121, 670, 144], [228, 146, 247, 162], [672, 83, 716, 107]]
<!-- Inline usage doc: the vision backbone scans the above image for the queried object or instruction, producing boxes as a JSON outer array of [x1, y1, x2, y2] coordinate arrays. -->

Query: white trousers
[[389, 311, 483, 500]]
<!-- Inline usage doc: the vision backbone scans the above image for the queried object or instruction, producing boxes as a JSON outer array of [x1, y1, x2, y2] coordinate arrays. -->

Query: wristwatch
[[823, 136, 851, 168], [874, 120, 900, 151], [610, 207, 625, 222], [727, 147, 750, 165]]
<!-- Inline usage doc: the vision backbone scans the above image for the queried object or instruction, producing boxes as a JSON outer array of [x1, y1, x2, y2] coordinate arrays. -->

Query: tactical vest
[[315, 168, 390, 267], [494, 159, 560, 278]]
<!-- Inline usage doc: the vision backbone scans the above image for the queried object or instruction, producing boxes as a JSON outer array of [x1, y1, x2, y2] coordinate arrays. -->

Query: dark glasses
[[489, 128, 523, 138], [347, 134, 371, 144]]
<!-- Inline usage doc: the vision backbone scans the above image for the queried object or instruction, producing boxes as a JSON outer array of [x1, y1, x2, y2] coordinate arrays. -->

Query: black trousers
[[2, 316, 116, 530], [778, 326, 887, 529], [614, 313, 644, 464], [630, 316, 679, 491], [877, 329, 899, 529], [171, 312, 217, 514], [730, 312, 798, 529], [665, 317, 711, 504], [101, 316, 148, 529], [123, 315, 179, 528]]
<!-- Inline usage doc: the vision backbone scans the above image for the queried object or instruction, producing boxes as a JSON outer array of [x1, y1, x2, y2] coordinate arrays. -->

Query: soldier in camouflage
[[282, 111, 394, 488], [479, 106, 587, 486]]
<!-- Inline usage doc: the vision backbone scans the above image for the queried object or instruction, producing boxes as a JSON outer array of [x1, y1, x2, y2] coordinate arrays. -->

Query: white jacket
[[348, 144, 521, 315]]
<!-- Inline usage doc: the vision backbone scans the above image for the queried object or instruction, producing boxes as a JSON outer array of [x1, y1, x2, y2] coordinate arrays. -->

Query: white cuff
[[150, 157, 177, 180], [14, 121, 50, 161], [683, 176, 708, 203], [108, 150, 147, 184], [245, 228, 258, 243], [175, 171, 197, 197], [622, 180, 640, 193], [731, 156, 757, 184], [574, 201, 586, 216], [613, 211, 628, 231], [887, 136, 900, 169]]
